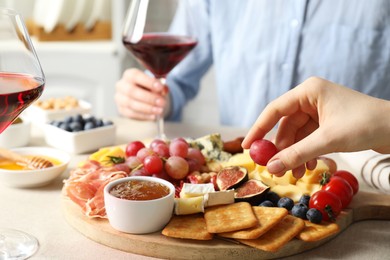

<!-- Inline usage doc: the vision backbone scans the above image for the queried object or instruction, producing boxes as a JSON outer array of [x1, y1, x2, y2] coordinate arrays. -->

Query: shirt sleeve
[[165, 0, 213, 121]]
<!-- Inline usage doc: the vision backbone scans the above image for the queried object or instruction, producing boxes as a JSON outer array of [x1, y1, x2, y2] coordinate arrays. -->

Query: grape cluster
[[125, 138, 206, 181], [50, 114, 113, 132]]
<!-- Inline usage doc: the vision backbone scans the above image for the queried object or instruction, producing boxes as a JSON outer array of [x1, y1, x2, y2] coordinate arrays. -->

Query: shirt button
[[290, 19, 299, 28]]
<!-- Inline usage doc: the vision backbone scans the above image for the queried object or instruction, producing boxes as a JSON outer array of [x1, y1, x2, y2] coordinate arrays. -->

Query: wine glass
[[122, 0, 197, 139], [0, 7, 45, 259]]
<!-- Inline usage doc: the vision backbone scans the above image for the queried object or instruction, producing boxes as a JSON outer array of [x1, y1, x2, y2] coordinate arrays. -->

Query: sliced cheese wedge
[[174, 196, 205, 215], [204, 190, 235, 207], [179, 183, 215, 198]]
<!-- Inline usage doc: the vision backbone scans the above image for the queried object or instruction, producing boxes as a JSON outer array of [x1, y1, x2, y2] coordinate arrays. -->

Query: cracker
[[218, 206, 288, 239], [204, 202, 258, 233], [162, 214, 213, 240], [297, 220, 340, 242], [237, 214, 305, 252]]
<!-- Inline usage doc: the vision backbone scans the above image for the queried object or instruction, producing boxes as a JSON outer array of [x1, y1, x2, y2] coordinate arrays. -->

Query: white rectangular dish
[[43, 123, 116, 154]]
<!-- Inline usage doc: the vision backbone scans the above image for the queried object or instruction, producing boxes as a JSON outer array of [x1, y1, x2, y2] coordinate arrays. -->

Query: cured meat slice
[[64, 160, 128, 218]]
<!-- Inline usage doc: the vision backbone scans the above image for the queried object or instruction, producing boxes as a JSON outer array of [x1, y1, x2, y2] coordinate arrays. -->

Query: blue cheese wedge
[[180, 183, 215, 198], [189, 133, 232, 162], [174, 196, 205, 215], [204, 190, 235, 207]]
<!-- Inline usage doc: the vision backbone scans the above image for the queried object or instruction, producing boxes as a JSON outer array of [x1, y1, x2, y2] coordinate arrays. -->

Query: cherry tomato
[[334, 170, 359, 195], [321, 176, 353, 209], [309, 190, 342, 221]]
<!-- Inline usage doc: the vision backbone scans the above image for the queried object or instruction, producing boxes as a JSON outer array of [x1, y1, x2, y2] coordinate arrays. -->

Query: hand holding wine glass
[[0, 7, 45, 259], [122, 0, 197, 139]]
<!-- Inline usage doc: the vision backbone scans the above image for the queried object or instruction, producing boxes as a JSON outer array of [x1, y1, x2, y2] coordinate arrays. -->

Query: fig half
[[216, 166, 248, 191], [234, 179, 270, 205]]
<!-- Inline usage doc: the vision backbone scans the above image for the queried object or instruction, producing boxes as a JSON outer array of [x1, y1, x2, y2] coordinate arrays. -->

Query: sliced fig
[[234, 179, 270, 205], [216, 166, 248, 191]]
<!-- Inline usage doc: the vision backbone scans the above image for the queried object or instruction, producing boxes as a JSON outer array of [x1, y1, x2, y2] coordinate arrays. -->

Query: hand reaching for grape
[[242, 77, 390, 178]]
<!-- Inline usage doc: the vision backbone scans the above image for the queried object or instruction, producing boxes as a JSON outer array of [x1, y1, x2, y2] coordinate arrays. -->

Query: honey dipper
[[0, 148, 53, 169]]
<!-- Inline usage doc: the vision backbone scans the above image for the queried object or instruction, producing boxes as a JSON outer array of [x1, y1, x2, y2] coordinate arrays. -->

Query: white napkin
[[337, 150, 390, 193]]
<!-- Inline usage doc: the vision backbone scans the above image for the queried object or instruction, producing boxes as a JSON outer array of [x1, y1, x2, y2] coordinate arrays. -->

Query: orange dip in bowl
[[110, 180, 170, 201]]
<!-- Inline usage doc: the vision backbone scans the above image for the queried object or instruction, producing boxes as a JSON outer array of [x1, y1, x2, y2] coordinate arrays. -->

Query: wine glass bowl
[[122, 0, 197, 139], [0, 8, 45, 134], [0, 7, 45, 259]]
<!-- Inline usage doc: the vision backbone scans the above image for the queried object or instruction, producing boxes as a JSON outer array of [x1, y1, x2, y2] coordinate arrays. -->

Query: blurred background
[[0, 0, 218, 125]]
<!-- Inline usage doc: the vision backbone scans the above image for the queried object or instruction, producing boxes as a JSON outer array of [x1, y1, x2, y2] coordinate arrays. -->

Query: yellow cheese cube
[[300, 159, 329, 184], [271, 184, 303, 202], [296, 180, 321, 196], [273, 170, 298, 185], [222, 150, 256, 173], [174, 196, 205, 215]]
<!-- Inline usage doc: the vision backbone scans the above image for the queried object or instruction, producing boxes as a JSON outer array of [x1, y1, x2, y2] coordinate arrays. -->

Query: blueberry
[[265, 191, 280, 205], [277, 197, 294, 211], [103, 120, 113, 126], [72, 114, 84, 124], [306, 208, 323, 224], [50, 120, 61, 127], [95, 118, 104, 127], [63, 116, 73, 124], [59, 122, 72, 132], [291, 203, 308, 219], [69, 121, 83, 132], [298, 194, 311, 207], [83, 121, 96, 130], [259, 200, 274, 207]]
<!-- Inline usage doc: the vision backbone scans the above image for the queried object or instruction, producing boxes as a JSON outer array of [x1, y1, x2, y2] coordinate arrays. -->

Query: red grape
[[186, 148, 205, 165], [169, 139, 189, 158], [149, 139, 166, 149], [153, 143, 170, 158], [249, 139, 278, 166], [131, 167, 149, 176], [143, 155, 164, 175], [125, 141, 145, 157], [165, 156, 189, 180], [136, 147, 155, 161], [125, 156, 142, 169]]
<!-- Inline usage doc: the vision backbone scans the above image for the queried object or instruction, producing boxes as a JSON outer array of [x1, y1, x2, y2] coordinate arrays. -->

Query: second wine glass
[[122, 0, 197, 139]]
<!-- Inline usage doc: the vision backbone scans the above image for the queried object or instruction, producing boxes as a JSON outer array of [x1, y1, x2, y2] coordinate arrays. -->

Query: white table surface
[[1, 118, 389, 260]]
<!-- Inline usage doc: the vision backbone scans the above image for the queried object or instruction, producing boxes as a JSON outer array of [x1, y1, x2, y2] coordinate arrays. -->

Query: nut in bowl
[[43, 114, 115, 154], [24, 97, 91, 123], [104, 176, 175, 234], [0, 147, 70, 188]]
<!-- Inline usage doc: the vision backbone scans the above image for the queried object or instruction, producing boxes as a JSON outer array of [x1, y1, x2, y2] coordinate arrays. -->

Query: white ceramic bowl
[[104, 176, 175, 234], [23, 99, 91, 123], [0, 147, 70, 188], [43, 123, 116, 154], [0, 119, 31, 148]]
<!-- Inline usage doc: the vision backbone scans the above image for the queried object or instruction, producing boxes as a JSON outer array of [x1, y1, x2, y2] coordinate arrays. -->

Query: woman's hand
[[242, 77, 390, 178], [115, 68, 169, 120]]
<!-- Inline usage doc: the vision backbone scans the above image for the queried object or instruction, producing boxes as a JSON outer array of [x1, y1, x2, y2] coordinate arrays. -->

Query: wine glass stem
[[156, 77, 167, 140]]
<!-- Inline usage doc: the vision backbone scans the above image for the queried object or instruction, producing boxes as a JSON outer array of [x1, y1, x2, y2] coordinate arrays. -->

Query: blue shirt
[[166, 0, 390, 127]]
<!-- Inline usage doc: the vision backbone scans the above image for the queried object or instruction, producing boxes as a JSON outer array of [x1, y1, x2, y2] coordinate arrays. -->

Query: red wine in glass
[[123, 33, 197, 78], [123, 33, 197, 138], [0, 72, 44, 133]]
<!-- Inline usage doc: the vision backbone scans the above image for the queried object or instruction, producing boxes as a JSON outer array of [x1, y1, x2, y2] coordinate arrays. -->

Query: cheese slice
[[222, 150, 256, 173], [300, 160, 329, 184], [179, 183, 215, 198], [204, 190, 235, 207], [174, 196, 205, 215], [271, 184, 303, 202], [272, 170, 298, 185]]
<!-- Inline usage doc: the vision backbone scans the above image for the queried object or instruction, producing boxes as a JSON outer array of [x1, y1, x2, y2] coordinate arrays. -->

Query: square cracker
[[218, 206, 288, 239], [204, 202, 258, 233], [237, 214, 305, 252], [162, 214, 213, 240], [297, 220, 340, 242]]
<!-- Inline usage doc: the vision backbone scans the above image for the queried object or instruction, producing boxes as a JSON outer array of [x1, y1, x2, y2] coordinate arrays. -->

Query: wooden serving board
[[62, 191, 390, 259]]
